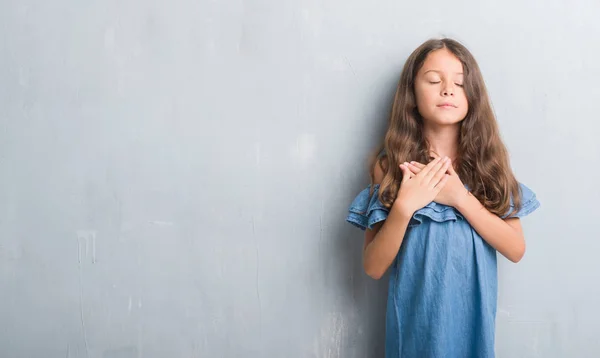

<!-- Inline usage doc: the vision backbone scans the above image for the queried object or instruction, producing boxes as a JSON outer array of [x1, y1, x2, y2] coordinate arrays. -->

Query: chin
[[426, 116, 464, 126]]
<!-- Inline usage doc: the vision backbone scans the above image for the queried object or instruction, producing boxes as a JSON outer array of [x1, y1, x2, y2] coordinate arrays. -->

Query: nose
[[442, 83, 454, 96]]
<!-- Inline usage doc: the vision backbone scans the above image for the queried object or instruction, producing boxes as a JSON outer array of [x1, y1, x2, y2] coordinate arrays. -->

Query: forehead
[[419, 48, 464, 75]]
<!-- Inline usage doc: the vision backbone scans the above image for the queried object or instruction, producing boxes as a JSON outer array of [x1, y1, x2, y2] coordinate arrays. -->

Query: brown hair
[[368, 38, 521, 217]]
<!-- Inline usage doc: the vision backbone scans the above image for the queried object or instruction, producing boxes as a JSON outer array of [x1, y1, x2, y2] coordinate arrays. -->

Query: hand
[[405, 159, 469, 208], [393, 157, 451, 217]]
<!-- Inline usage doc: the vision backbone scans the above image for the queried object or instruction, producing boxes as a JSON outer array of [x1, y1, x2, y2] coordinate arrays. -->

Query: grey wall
[[1, 0, 599, 357]]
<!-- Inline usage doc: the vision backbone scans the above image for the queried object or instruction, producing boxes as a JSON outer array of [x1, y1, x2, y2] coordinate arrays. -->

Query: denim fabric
[[346, 183, 540, 358]]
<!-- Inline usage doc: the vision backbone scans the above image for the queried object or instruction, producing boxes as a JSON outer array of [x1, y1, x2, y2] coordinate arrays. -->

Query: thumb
[[400, 163, 412, 182], [448, 161, 458, 175]]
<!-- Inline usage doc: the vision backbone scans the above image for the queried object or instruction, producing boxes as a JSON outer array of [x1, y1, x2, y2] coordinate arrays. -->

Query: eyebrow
[[423, 70, 463, 75]]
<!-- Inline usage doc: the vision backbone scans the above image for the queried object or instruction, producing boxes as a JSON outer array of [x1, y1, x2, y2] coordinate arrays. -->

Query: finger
[[409, 161, 426, 169], [429, 161, 450, 188], [406, 162, 421, 174], [447, 160, 458, 175], [416, 157, 442, 178], [422, 157, 448, 184], [399, 164, 412, 183], [401, 164, 414, 181], [405, 163, 416, 177], [434, 174, 450, 191]]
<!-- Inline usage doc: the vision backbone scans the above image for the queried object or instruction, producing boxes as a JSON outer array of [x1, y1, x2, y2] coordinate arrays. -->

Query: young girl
[[345, 38, 540, 358]]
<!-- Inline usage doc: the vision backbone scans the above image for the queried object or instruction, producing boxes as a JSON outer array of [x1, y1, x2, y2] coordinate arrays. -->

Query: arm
[[362, 157, 450, 279], [363, 208, 412, 280], [406, 160, 526, 263], [362, 162, 411, 280], [455, 193, 526, 263]]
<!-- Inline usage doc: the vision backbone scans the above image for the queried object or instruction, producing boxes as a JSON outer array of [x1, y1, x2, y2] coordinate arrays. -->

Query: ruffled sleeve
[[503, 182, 541, 219], [345, 184, 464, 231], [345, 184, 390, 231]]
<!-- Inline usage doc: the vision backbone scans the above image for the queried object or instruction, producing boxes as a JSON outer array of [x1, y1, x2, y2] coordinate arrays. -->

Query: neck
[[422, 124, 460, 161]]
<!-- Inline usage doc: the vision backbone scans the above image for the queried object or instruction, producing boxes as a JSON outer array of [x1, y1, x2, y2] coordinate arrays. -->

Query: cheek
[[415, 87, 436, 108], [458, 93, 469, 111]]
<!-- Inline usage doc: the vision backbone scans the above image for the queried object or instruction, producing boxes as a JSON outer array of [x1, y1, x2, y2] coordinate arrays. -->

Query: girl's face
[[414, 48, 469, 126]]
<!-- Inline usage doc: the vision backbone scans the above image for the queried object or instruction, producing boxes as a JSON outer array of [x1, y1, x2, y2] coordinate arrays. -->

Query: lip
[[437, 103, 456, 108]]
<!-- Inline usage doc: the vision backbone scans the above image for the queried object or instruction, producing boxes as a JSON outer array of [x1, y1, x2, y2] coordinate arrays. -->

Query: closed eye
[[428, 81, 463, 87]]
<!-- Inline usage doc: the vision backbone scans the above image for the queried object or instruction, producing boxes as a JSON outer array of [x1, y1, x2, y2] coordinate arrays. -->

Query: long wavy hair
[[368, 38, 521, 217]]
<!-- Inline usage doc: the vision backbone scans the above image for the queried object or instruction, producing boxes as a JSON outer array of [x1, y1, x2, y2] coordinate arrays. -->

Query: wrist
[[455, 189, 474, 211], [391, 201, 415, 220]]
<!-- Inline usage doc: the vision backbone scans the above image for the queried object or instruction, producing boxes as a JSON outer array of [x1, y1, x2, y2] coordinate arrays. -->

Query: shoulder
[[503, 182, 540, 219]]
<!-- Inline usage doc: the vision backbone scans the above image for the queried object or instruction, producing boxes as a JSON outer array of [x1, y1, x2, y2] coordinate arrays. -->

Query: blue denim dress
[[346, 182, 540, 358]]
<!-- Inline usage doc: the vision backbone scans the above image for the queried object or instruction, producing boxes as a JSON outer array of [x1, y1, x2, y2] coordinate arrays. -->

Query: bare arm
[[406, 160, 527, 263], [362, 157, 450, 279], [455, 194, 526, 263], [363, 208, 412, 280]]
